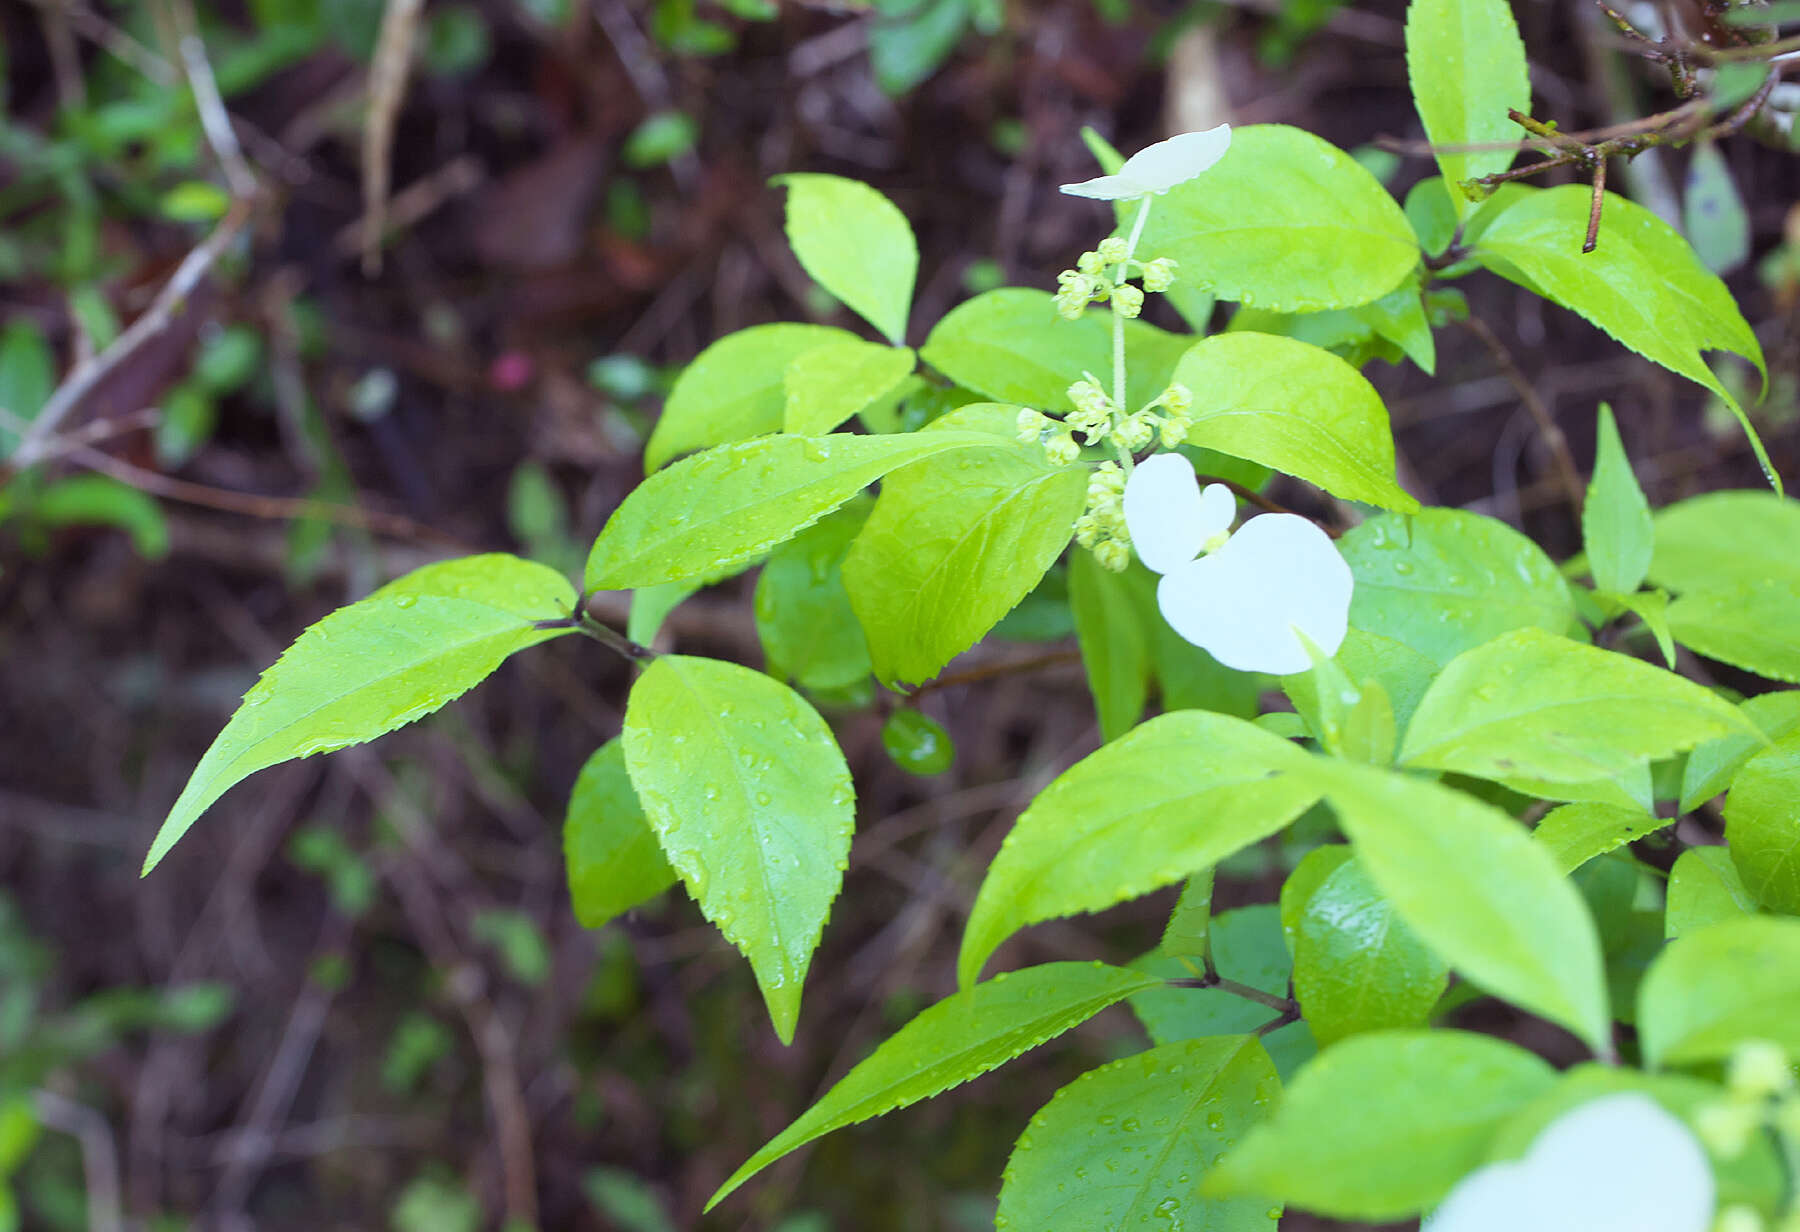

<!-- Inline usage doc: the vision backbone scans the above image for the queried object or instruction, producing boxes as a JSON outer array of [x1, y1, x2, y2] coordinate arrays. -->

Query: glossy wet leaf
[[841, 406, 1085, 687], [1338, 510, 1575, 666], [919, 288, 1190, 413], [1291, 855, 1448, 1046], [775, 174, 917, 343], [782, 340, 916, 436], [1205, 1031, 1558, 1220], [1405, 0, 1529, 218], [564, 740, 678, 929], [1583, 403, 1654, 596], [586, 428, 996, 591], [753, 499, 872, 691], [1169, 332, 1418, 510], [998, 1036, 1282, 1231], [959, 711, 1319, 986], [1135, 124, 1418, 312], [144, 555, 577, 873], [706, 961, 1162, 1209], [1533, 803, 1666, 875], [643, 323, 854, 472], [1307, 760, 1612, 1051], [1401, 629, 1752, 785], [622, 656, 854, 1043], [1724, 730, 1800, 914], [1639, 916, 1800, 1067], [880, 709, 955, 776]]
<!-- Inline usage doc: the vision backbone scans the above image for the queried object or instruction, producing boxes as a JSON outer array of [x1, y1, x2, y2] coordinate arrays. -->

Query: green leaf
[[564, 740, 677, 929], [841, 406, 1085, 687], [627, 579, 702, 645], [1639, 916, 1800, 1068], [753, 498, 872, 691], [622, 656, 853, 1043], [1161, 869, 1215, 959], [27, 474, 170, 558], [1404, 0, 1530, 218], [1282, 628, 1441, 742], [868, 0, 965, 95], [705, 961, 1162, 1209], [622, 110, 697, 169], [1668, 579, 1800, 683], [1205, 1030, 1558, 1220], [1650, 490, 1800, 593], [1533, 803, 1666, 875], [1280, 845, 1354, 952], [782, 341, 916, 435], [998, 1036, 1282, 1231], [1471, 185, 1774, 490], [1338, 509, 1576, 666], [159, 179, 231, 222], [1724, 731, 1800, 914], [1068, 551, 1151, 741], [1291, 855, 1448, 1046], [919, 288, 1190, 413], [1306, 760, 1612, 1051], [1349, 274, 1437, 373], [1134, 124, 1419, 313], [774, 173, 918, 343], [1666, 847, 1757, 939], [585, 428, 996, 591], [1169, 333, 1418, 510], [959, 711, 1319, 987], [1680, 690, 1800, 811], [1583, 403, 1654, 595], [1683, 139, 1751, 276], [144, 555, 577, 873], [0, 319, 54, 456], [1400, 628, 1753, 785], [643, 324, 854, 472], [880, 708, 955, 776]]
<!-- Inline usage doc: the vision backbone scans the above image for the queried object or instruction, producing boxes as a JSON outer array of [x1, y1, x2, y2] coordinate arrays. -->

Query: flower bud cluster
[[1073, 462, 1131, 571], [1695, 1038, 1800, 1228], [1053, 247, 1180, 322]]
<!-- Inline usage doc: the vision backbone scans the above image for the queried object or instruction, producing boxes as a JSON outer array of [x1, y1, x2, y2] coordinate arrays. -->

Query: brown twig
[[362, 0, 426, 276], [8, 202, 251, 470], [170, 0, 257, 199], [1461, 314, 1587, 516], [908, 649, 1083, 700], [31, 1090, 122, 1232]]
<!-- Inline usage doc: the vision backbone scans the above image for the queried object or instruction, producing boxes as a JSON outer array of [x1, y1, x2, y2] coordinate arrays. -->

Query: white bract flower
[[1425, 1093, 1715, 1232], [1122, 451, 1350, 675], [1059, 125, 1232, 201]]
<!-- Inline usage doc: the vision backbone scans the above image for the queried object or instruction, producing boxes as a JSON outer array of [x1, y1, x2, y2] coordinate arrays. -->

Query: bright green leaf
[[564, 740, 677, 929], [1650, 490, 1800, 594], [754, 498, 872, 691], [706, 961, 1162, 1209], [622, 655, 853, 1043], [144, 555, 577, 872], [627, 579, 701, 646], [1681, 690, 1800, 811], [1350, 274, 1437, 373], [1161, 869, 1215, 959], [1724, 731, 1800, 914], [1583, 403, 1654, 595], [1669, 579, 1800, 683], [774, 174, 918, 343], [644, 324, 854, 472], [1292, 856, 1448, 1046], [1307, 760, 1612, 1051], [1134, 124, 1419, 313], [782, 341, 916, 435], [841, 406, 1085, 687], [959, 711, 1319, 987], [1533, 802, 1666, 875], [998, 1036, 1282, 1231], [1639, 916, 1800, 1068], [1205, 1030, 1557, 1220], [919, 287, 1190, 413], [1069, 551, 1152, 741], [1280, 845, 1354, 953], [1338, 510, 1576, 666], [1400, 628, 1752, 785], [1666, 847, 1757, 939], [1169, 332, 1418, 510], [586, 428, 997, 591], [1405, 0, 1530, 218]]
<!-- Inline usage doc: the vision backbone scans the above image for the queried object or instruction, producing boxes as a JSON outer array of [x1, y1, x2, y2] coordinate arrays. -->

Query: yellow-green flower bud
[[1142, 257, 1177, 292], [1077, 250, 1106, 276], [1729, 1040, 1794, 1100], [1016, 408, 1047, 442], [1097, 236, 1129, 264], [1094, 538, 1131, 572], [1160, 382, 1193, 414], [1715, 1205, 1766, 1232], [1111, 284, 1145, 319], [1116, 413, 1155, 451], [1159, 417, 1189, 447], [1073, 514, 1101, 548], [1044, 432, 1081, 466], [1696, 1100, 1761, 1159]]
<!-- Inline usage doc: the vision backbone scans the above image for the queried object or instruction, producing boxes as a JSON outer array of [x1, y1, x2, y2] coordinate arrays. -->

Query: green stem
[[1111, 196, 1154, 435]]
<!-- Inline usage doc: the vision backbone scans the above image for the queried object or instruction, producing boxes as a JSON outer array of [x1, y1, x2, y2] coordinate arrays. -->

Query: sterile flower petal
[[1198, 483, 1235, 542], [1426, 1094, 1714, 1232], [1123, 452, 1216, 574], [1154, 513, 1351, 674], [1059, 125, 1232, 200], [1117, 125, 1232, 195]]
